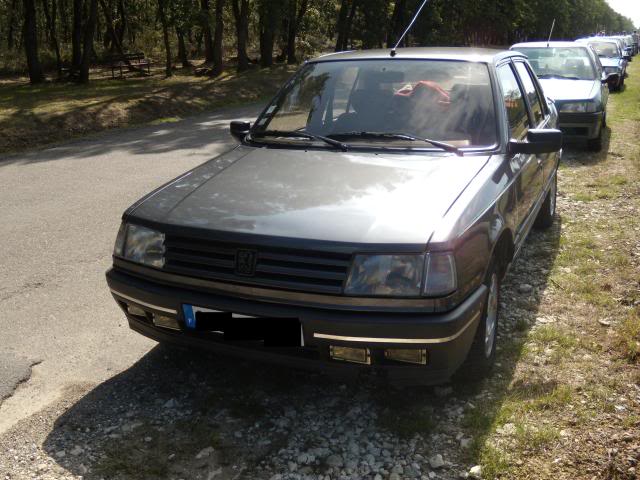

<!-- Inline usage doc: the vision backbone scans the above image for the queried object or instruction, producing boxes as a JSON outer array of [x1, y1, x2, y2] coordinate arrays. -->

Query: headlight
[[114, 223, 165, 268], [558, 101, 597, 113], [603, 66, 620, 75], [344, 253, 456, 297]]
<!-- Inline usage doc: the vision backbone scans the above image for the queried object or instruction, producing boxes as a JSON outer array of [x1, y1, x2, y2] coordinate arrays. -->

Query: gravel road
[[0, 106, 579, 480]]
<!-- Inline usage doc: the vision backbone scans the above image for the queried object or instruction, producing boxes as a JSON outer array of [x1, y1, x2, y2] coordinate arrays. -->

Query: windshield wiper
[[328, 131, 463, 156], [249, 130, 348, 151], [538, 74, 581, 80]]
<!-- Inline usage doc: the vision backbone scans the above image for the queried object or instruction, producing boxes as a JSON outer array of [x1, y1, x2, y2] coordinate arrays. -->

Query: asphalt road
[[0, 104, 261, 433]]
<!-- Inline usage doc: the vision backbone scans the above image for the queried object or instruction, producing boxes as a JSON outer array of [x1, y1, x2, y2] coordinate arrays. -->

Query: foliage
[[0, 0, 636, 79]]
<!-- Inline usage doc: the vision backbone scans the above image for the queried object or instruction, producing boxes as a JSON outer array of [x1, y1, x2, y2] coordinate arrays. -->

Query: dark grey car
[[106, 48, 562, 384]]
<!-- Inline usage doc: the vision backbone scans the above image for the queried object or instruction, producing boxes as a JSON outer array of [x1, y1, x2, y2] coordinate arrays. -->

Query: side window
[[497, 64, 529, 139], [515, 62, 544, 124]]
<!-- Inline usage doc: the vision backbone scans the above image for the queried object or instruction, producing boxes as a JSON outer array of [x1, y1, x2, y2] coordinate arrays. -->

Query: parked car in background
[[577, 37, 628, 91], [106, 48, 563, 385], [511, 41, 608, 150]]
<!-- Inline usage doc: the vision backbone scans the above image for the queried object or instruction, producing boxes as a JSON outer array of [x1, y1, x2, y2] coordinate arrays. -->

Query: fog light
[[153, 314, 180, 331], [330, 346, 371, 365], [127, 304, 146, 316], [384, 348, 427, 365]]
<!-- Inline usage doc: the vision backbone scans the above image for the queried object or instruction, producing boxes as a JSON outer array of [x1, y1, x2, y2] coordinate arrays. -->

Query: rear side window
[[514, 62, 544, 125], [497, 64, 529, 139]]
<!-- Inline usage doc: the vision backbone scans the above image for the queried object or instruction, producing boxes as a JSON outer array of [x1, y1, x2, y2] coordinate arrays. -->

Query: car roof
[[577, 37, 619, 45], [311, 47, 524, 64], [511, 41, 587, 49]]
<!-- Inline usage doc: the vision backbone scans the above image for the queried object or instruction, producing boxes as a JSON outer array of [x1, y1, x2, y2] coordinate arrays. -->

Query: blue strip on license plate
[[182, 304, 196, 329]]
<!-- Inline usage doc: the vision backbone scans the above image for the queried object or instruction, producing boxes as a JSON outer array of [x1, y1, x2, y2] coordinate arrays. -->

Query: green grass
[[617, 309, 640, 363]]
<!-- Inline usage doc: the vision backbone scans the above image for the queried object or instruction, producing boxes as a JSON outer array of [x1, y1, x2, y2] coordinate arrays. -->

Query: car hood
[[130, 146, 490, 245], [538, 79, 598, 102], [599, 57, 622, 68]]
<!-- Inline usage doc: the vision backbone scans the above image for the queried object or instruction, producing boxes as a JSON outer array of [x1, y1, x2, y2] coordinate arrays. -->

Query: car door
[[513, 60, 556, 185], [496, 62, 543, 240]]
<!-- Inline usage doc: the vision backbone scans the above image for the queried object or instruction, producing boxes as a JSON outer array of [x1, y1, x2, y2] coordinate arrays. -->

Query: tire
[[458, 264, 500, 378], [534, 173, 557, 230], [587, 126, 603, 152]]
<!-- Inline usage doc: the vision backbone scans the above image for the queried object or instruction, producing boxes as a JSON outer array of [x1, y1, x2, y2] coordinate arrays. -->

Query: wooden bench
[[104, 52, 152, 78]]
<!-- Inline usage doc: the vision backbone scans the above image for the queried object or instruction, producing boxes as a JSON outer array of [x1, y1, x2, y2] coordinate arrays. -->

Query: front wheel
[[458, 266, 500, 378], [587, 126, 603, 152], [534, 173, 557, 229]]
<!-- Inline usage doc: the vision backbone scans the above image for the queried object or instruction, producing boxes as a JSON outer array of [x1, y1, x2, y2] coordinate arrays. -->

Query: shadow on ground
[[42, 220, 561, 480], [0, 103, 261, 167], [561, 126, 612, 166]]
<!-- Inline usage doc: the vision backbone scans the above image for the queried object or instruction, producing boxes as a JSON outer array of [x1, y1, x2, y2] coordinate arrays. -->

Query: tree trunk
[[344, 0, 358, 50], [157, 0, 172, 77], [71, 0, 82, 72], [99, 0, 144, 73], [42, 0, 63, 77], [79, 0, 97, 83], [200, 0, 214, 63], [231, 0, 249, 71], [176, 27, 190, 68], [59, 0, 69, 42], [7, 0, 18, 49], [116, 0, 127, 46], [259, 1, 276, 67], [22, 0, 45, 83], [211, 0, 224, 76], [386, 0, 406, 48], [335, 0, 349, 52], [286, 0, 307, 64]]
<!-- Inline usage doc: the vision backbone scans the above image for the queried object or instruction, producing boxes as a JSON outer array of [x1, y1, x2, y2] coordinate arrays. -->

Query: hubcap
[[484, 273, 498, 358]]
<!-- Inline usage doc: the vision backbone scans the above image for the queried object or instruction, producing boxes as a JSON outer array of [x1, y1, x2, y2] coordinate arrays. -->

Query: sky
[[607, 0, 640, 29]]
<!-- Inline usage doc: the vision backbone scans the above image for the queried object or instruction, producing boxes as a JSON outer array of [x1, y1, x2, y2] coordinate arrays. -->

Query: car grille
[[163, 235, 352, 294]]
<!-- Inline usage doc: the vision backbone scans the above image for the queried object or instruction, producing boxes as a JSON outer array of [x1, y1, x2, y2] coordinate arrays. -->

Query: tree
[[157, 0, 172, 77], [258, 0, 281, 67], [42, 0, 63, 77], [79, 0, 97, 83], [71, 0, 82, 74], [211, 0, 224, 75], [200, 0, 214, 63], [231, 0, 249, 71], [22, 0, 45, 83], [285, 0, 308, 64], [386, 0, 406, 47]]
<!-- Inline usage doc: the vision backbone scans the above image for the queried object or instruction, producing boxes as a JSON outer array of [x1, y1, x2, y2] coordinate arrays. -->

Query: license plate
[[182, 304, 304, 347]]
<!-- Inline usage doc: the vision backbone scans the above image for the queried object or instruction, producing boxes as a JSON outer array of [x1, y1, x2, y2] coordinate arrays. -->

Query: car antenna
[[547, 18, 556, 47], [390, 0, 430, 57]]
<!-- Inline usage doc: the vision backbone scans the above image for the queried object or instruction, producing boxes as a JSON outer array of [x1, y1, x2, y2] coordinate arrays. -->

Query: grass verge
[[0, 64, 296, 155]]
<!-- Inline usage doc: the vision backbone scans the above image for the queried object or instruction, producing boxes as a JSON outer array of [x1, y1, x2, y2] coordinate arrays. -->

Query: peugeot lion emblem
[[235, 249, 257, 276]]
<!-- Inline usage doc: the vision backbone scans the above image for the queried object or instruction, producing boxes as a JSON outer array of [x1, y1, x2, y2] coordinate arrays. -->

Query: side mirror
[[230, 121, 251, 141], [509, 129, 563, 155], [624, 55, 632, 61]]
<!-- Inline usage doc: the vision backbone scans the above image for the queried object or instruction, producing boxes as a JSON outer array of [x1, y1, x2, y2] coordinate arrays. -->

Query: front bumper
[[558, 111, 604, 140], [106, 267, 487, 385]]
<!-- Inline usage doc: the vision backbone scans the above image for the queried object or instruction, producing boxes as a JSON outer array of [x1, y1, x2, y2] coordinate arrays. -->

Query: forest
[[1, 0, 636, 84]]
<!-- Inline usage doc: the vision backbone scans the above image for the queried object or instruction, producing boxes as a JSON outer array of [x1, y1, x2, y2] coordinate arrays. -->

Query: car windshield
[[251, 59, 497, 150], [516, 47, 597, 80], [588, 41, 619, 58]]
